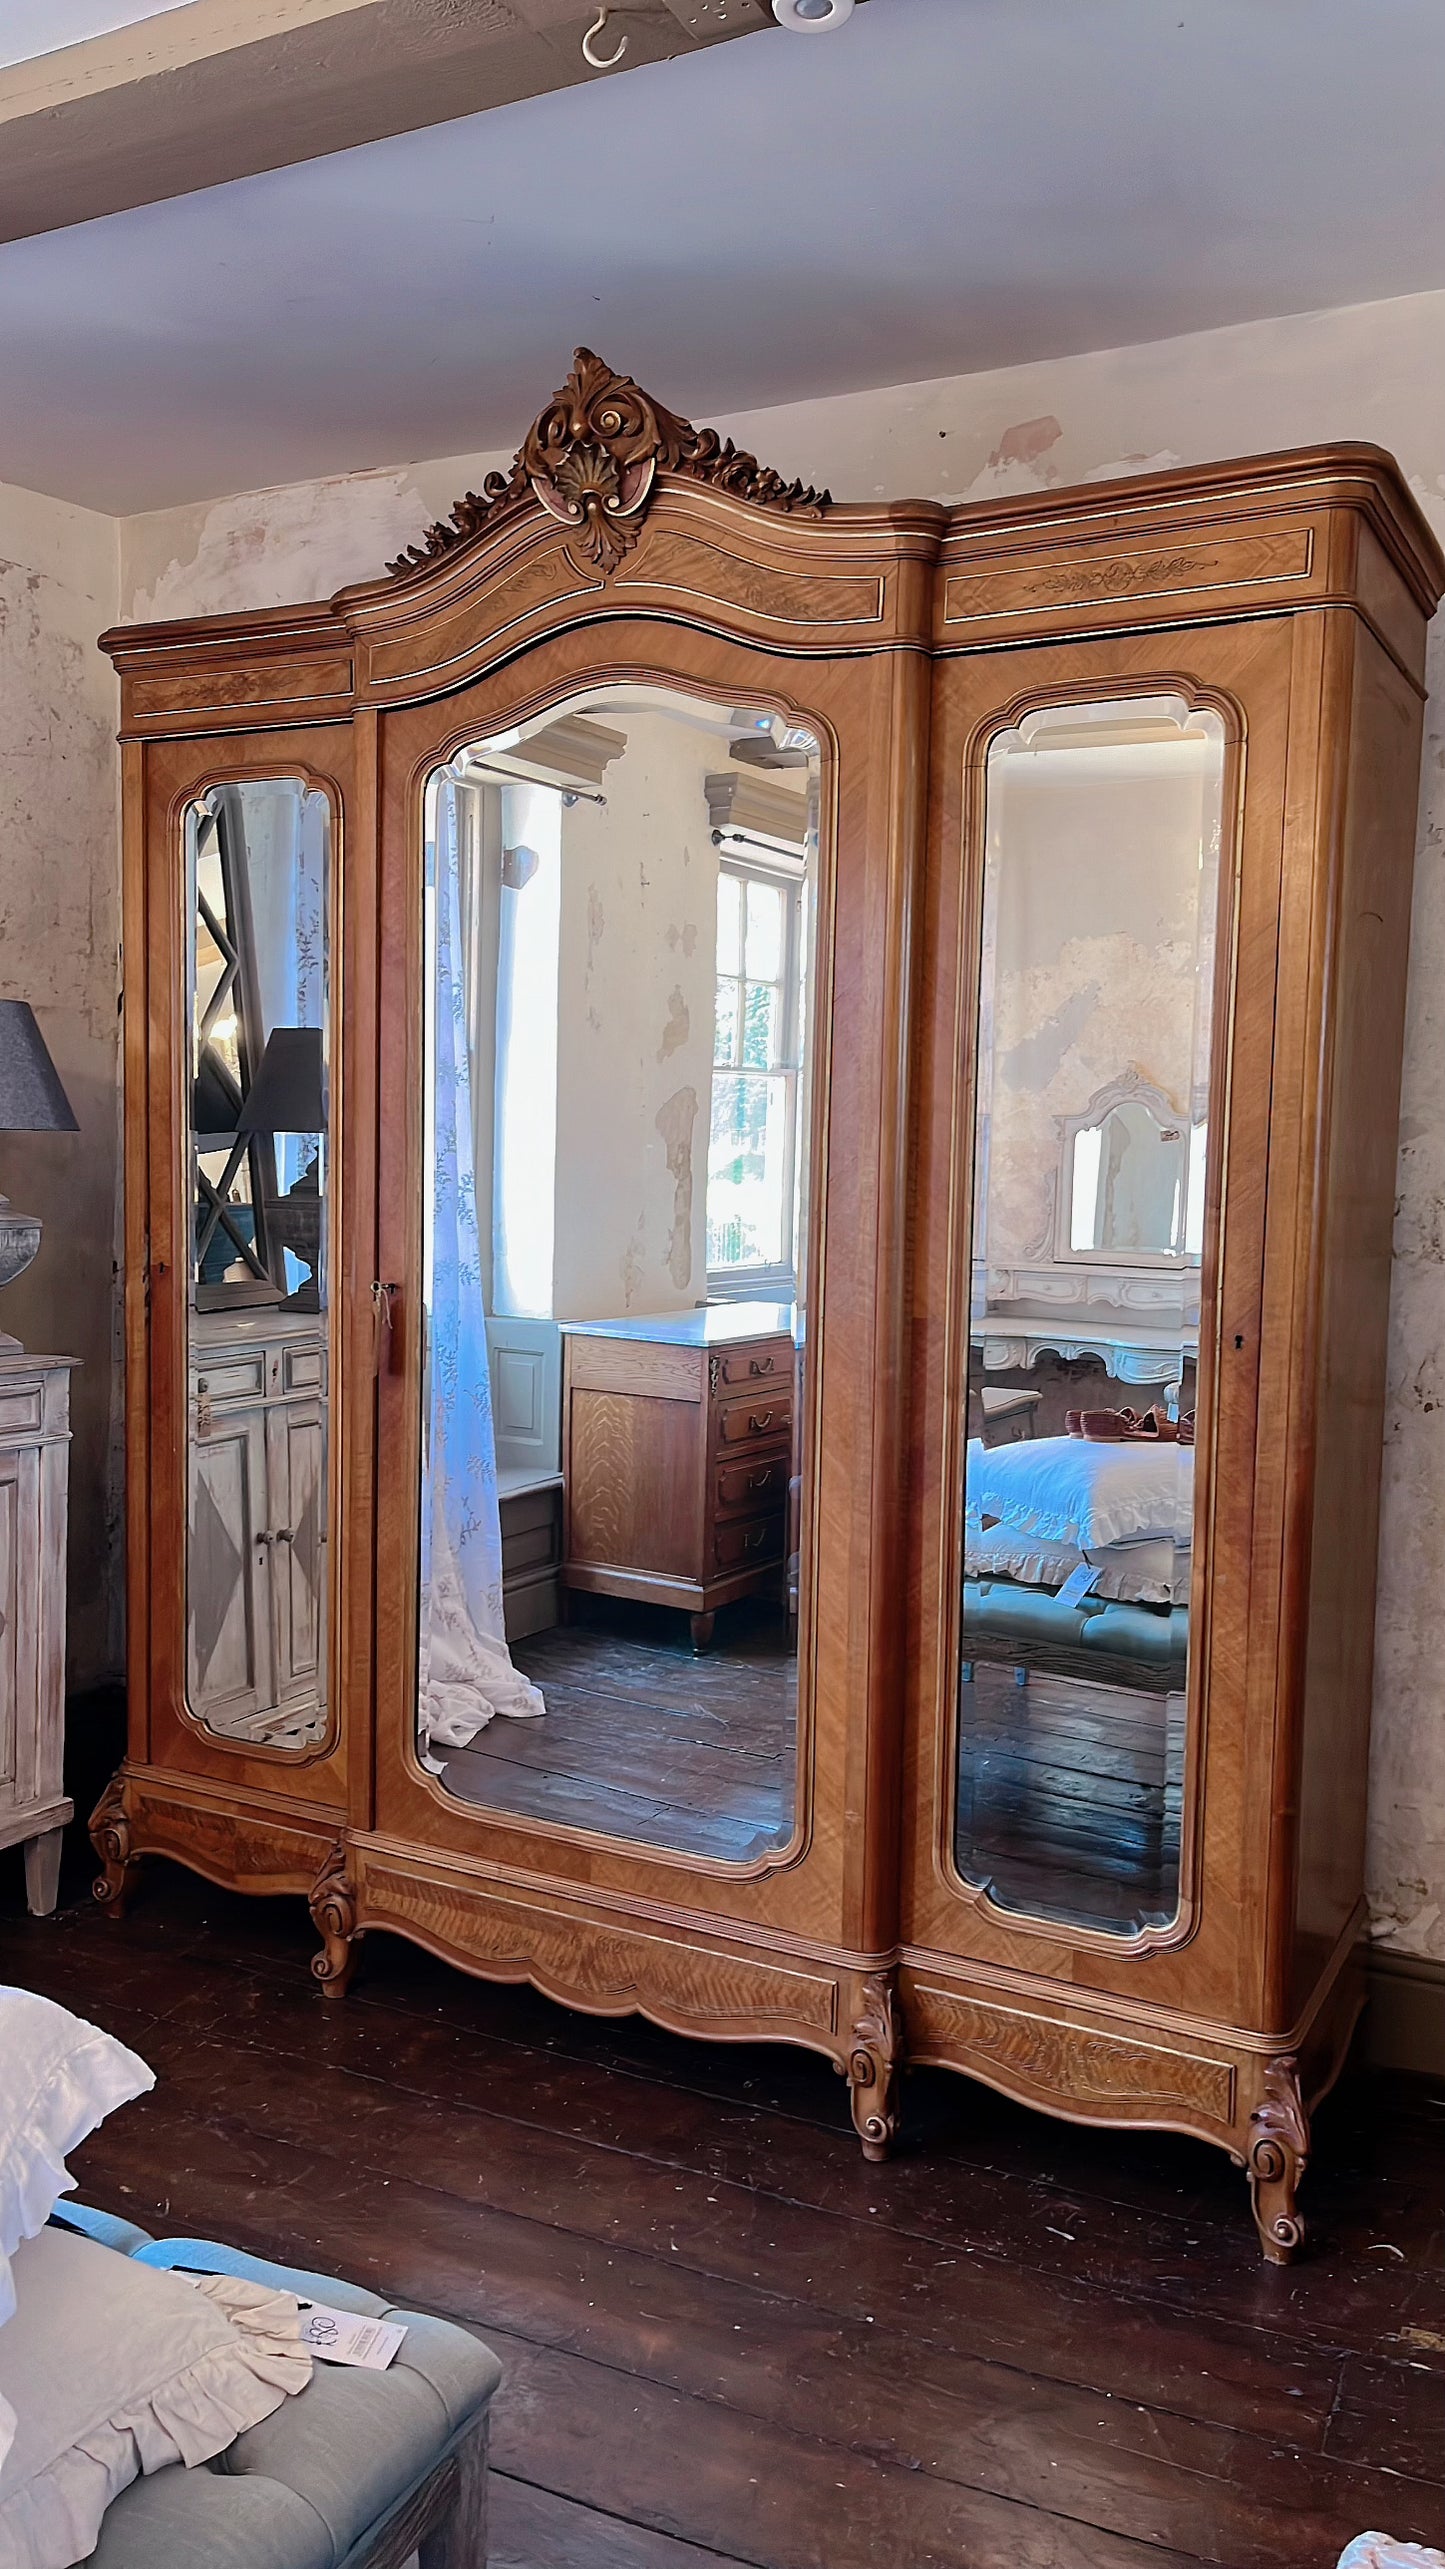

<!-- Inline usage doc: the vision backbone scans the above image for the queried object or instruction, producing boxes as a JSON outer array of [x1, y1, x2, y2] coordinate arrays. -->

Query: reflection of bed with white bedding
[[963, 1436, 1193, 1680]]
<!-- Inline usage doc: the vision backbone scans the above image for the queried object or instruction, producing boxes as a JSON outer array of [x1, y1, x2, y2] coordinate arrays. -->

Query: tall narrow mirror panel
[[184, 781, 332, 1749], [415, 685, 820, 1862], [957, 698, 1224, 1937]]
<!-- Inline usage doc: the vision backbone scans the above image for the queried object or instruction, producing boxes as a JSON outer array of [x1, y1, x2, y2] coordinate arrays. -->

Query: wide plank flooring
[[3, 1851, 1444, 2566], [445, 1598, 797, 1863]]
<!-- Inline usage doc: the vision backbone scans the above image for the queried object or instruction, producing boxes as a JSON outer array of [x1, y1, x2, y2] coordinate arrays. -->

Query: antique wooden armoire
[[95, 352, 1442, 2257]]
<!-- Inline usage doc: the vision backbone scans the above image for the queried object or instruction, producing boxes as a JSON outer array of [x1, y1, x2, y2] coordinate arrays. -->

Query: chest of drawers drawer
[[715, 1393, 793, 1450], [716, 1452, 789, 1513], [713, 1509, 786, 1572]]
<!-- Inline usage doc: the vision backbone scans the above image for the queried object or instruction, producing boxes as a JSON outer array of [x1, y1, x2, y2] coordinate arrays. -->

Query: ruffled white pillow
[[0, 2227, 311, 2569], [0, 1990, 154, 2328]]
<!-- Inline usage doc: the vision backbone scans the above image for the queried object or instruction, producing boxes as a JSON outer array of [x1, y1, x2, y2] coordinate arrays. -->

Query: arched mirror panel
[[413, 683, 821, 1863], [182, 779, 333, 1751], [956, 695, 1225, 1939]]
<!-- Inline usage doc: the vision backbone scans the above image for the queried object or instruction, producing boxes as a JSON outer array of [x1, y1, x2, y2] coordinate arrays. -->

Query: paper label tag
[[298, 2302, 408, 2369], [1056, 1562, 1103, 1608]]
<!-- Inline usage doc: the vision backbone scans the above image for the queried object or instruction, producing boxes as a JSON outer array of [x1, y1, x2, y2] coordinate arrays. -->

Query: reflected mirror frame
[[406, 678, 834, 1876], [942, 686, 1240, 1953], [180, 772, 340, 1761]]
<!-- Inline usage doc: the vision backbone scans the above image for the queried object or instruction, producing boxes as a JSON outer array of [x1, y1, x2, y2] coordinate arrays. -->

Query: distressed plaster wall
[[0, 479, 119, 1688], [983, 737, 1214, 1276], [115, 282, 1445, 1958], [552, 707, 718, 1323]]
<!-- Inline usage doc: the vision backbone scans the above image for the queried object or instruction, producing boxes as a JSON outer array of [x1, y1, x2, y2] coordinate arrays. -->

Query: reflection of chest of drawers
[[560, 1307, 796, 1648], [189, 1309, 327, 1742]]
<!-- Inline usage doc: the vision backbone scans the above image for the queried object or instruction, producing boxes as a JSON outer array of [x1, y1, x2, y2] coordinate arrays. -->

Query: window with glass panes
[[708, 859, 806, 1284]]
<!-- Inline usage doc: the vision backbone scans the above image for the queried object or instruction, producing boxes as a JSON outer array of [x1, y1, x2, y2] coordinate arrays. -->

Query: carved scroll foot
[[1247, 2054, 1309, 2264], [846, 1969, 901, 2163], [89, 1772, 140, 1920], [309, 1843, 358, 2002]]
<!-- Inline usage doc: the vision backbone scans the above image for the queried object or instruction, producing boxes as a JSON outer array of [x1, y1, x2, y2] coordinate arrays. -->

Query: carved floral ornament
[[387, 347, 831, 579]]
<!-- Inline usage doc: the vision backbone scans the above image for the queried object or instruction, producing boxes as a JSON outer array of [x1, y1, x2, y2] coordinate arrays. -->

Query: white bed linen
[[963, 1524, 1191, 1606], [965, 1434, 1194, 1551]]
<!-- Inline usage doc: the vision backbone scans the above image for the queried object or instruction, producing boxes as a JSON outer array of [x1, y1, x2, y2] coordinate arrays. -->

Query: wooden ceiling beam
[[0, 0, 775, 246]]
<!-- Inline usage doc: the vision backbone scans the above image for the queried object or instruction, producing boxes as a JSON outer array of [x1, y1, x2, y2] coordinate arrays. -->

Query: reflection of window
[[708, 857, 806, 1288]]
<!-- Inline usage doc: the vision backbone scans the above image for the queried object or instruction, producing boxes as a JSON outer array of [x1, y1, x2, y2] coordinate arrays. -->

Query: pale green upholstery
[[45, 2214, 501, 2569]]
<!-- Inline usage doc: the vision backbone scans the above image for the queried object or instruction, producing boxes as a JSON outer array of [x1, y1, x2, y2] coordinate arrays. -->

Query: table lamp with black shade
[[0, 1002, 79, 1355], [236, 1025, 327, 1310]]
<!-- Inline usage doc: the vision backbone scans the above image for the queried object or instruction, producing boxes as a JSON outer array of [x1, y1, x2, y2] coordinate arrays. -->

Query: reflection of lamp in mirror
[[237, 1026, 327, 1310], [0, 1002, 79, 1355]]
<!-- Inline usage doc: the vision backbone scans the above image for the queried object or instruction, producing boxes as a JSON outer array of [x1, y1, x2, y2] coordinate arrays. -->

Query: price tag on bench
[[297, 2302, 408, 2369], [1055, 1562, 1103, 1609]]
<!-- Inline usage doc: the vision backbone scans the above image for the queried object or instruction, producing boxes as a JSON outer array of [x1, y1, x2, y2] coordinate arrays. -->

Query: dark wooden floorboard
[[3, 1861, 1443, 2564], [442, 1601, 797, 1863]]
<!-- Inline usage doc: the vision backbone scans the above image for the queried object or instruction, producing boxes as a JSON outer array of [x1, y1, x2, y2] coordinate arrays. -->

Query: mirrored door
[[956, 696, 1225, 1937], [412, 684, 822, 1862], [183, 779, 332, 1750]]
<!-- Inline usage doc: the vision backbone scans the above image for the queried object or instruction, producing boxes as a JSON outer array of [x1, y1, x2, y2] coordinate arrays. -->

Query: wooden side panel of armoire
[[1289, 591, 1430, 2017]]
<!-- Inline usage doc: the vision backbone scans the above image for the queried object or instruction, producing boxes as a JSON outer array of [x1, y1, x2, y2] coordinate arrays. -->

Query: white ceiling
[[5, 0, 1445, 515], [0, 0, 189, 69]]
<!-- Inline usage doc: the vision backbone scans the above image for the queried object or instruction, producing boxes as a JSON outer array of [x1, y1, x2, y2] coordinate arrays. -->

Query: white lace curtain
[[418, 776, 544, 1755]]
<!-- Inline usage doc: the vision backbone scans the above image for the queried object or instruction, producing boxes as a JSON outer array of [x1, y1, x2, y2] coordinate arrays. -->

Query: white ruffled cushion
[[0, 1990, 153, 2331], [0, 2229, 311, 2569]]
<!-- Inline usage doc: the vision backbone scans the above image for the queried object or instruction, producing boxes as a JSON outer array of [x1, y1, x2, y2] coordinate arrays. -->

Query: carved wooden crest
[[387, 347, 831, 579]]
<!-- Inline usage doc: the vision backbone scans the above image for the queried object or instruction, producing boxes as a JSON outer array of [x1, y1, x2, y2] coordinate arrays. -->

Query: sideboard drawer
[[0, 1383, 43, 1439], [194, 1355, 267, 1409]]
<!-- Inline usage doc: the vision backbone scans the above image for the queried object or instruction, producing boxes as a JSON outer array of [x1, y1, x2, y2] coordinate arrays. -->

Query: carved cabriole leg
[[309, 1841, 359, 2000], [90, 1771, 140, 1918], [845, 1968, 901, 2162], [1247, 2053, 1309, 2264]]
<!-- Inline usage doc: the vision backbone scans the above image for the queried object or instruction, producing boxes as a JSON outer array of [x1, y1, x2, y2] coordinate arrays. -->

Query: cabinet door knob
[[255, 1530, 274, 1548]]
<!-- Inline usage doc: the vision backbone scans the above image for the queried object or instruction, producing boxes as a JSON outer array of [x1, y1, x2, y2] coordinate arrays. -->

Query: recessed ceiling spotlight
[[772, 0, 855, 29]]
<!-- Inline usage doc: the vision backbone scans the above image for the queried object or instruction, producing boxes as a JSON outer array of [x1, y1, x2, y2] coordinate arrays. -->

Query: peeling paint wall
[[552, 709, 718, 1322], [0, 480, 120, 1689], [114, 281, 1445, 1959]]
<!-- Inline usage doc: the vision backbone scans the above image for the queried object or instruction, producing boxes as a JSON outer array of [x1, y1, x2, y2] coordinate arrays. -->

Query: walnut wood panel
[[351, 1845, 845, 2051], [371, 615, 921, 1940], [933, 445, 1439, 668], [904, 617, 1293, 2030], [1291, 617, 1426, 2017], [905, 1982, 1237, 2130]]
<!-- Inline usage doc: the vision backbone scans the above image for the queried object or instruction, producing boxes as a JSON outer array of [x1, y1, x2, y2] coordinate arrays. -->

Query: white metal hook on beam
[[582, 7, 628, 68]]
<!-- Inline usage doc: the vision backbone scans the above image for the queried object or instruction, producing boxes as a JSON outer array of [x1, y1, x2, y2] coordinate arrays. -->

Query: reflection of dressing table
[[561, 1306, 795, 1650]]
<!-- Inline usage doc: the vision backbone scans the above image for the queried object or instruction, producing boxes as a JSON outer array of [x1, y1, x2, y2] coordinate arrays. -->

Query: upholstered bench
[[52, 2205, 501, 2569]]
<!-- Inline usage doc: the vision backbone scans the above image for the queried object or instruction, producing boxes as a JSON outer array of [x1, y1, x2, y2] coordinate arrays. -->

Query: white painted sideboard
[[0, 1353, 75, 1914]]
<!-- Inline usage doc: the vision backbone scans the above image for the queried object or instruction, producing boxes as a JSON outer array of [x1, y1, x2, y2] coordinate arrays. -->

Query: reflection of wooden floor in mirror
[[956, 1662, 1185, 1938], [440, 1598, 799, 1863]]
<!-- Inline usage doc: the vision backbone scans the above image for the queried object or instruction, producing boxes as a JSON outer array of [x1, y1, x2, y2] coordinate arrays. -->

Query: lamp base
[[0, 1195, 41, 1357]]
